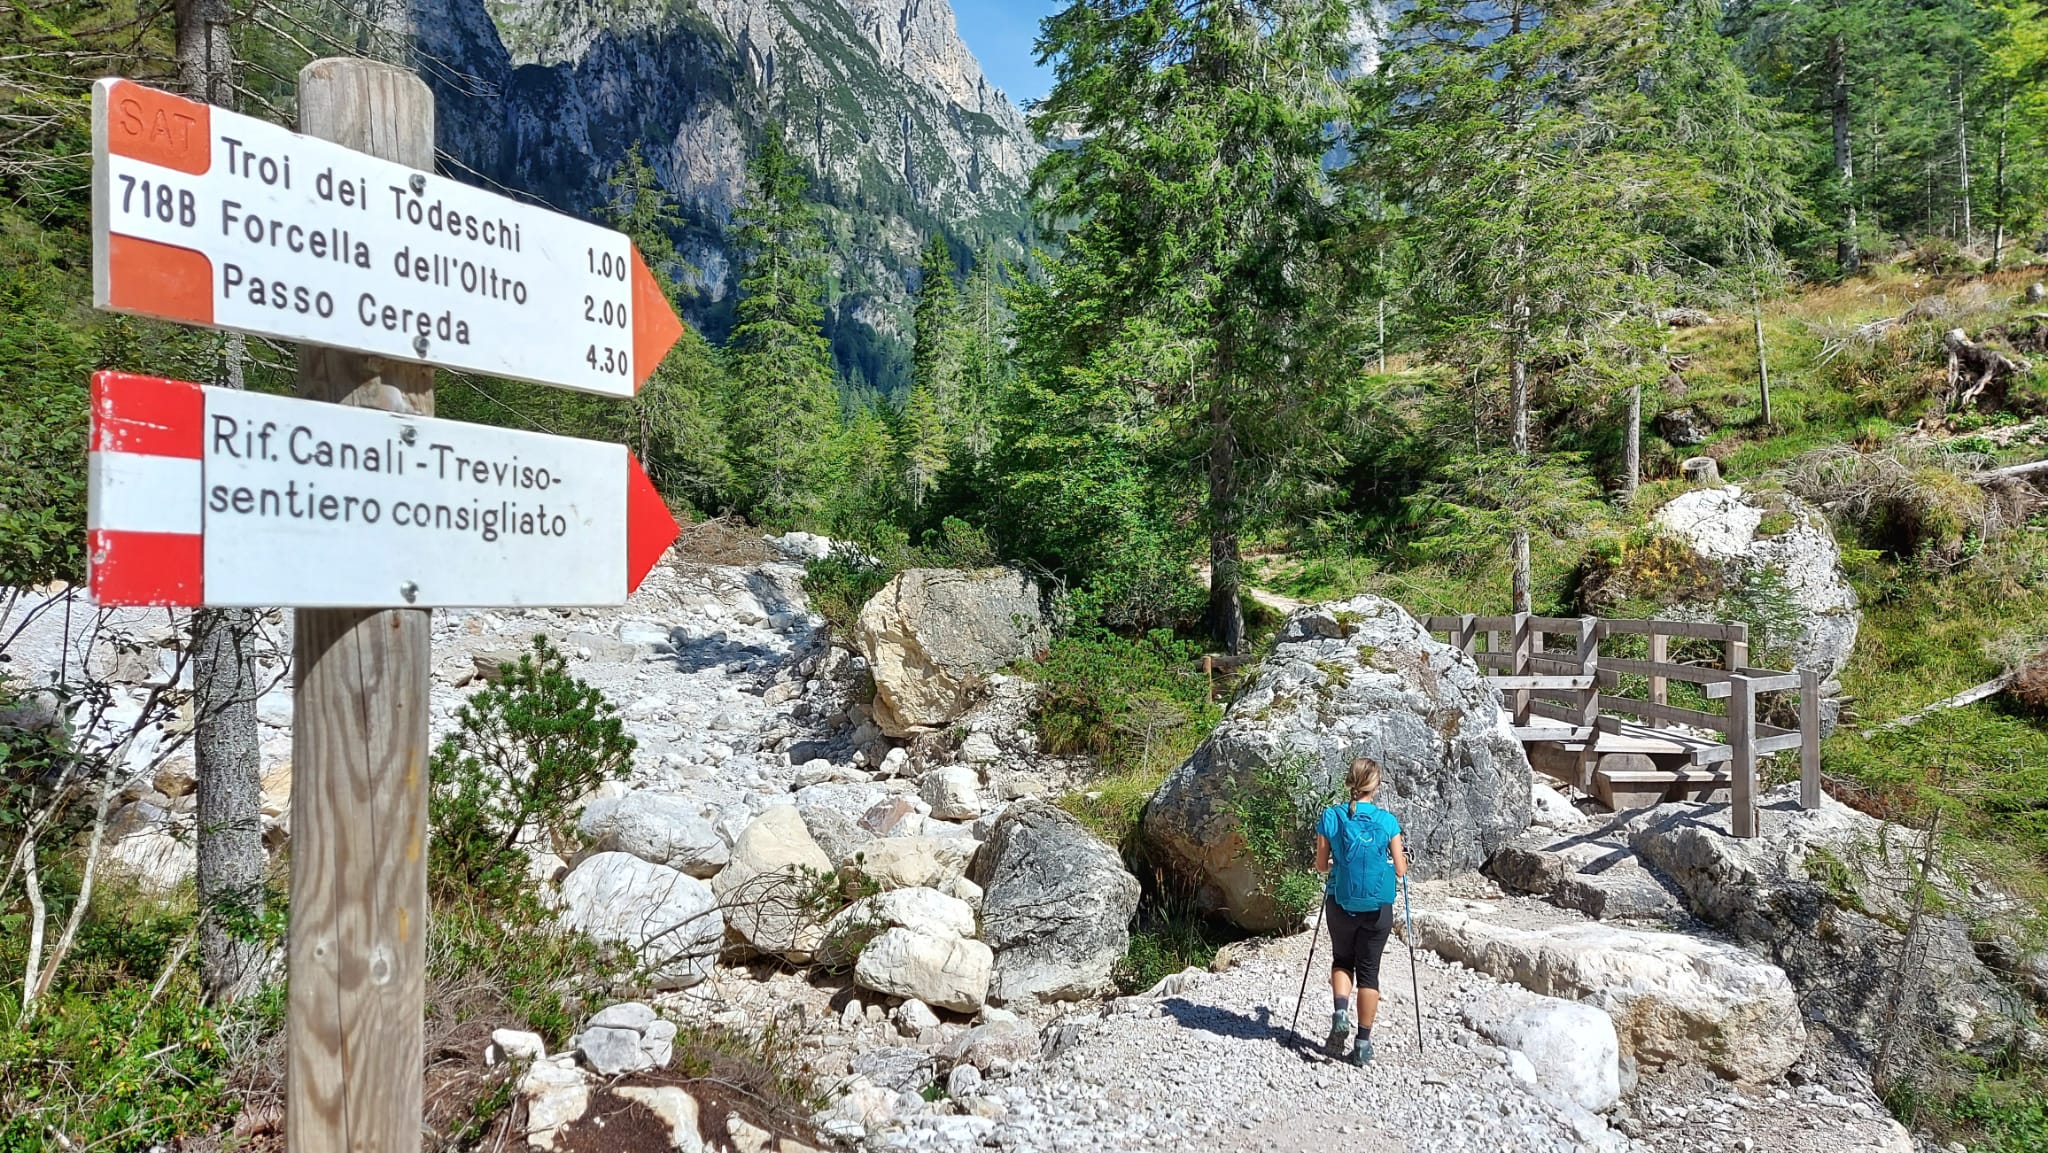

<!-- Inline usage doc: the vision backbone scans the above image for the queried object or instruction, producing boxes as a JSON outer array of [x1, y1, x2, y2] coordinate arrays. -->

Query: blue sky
[[953, 1, 1063, 106]]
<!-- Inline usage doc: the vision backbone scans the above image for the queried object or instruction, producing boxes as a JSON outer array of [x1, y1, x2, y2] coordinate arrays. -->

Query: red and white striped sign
[[88, 371, 679, 608]]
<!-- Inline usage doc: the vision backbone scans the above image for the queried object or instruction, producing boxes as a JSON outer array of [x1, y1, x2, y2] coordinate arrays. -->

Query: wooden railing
[[1421, 613, 1822, 838]]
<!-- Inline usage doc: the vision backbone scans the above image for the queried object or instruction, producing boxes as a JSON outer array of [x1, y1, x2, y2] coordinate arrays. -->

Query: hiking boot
[[1350, 1035, 1374, 1066], [1324, 1012, 1351, 1058]]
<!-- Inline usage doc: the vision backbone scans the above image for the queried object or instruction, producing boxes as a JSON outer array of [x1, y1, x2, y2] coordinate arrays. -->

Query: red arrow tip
[[630, 247, 684, 393], [625, 452, 679, 595]]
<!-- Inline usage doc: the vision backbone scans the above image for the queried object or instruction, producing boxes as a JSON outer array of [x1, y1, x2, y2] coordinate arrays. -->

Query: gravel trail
[[932, 911, 1917, 1153]]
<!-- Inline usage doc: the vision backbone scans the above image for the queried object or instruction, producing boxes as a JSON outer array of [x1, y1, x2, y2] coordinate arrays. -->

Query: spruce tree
[[1033, 0, 1362, 652], [726, 125, 839, 523]]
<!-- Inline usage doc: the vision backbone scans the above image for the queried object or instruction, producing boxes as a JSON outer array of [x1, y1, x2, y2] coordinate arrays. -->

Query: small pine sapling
[[430, 635, 635, 901]]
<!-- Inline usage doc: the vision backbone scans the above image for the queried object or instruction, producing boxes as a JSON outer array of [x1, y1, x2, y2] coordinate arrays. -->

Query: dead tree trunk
[[1991, 92, 2011, 270], [178, 0, 270, 1006], [1957, 88, 1972, 251], [1829, 35, 1859, 274]]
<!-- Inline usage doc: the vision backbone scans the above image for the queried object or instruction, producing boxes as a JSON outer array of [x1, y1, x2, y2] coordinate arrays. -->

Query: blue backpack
[[1320, 802, 1399, 913]]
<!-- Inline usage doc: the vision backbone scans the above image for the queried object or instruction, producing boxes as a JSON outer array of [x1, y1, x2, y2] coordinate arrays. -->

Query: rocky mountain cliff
[[408, 0, 1042, 393]]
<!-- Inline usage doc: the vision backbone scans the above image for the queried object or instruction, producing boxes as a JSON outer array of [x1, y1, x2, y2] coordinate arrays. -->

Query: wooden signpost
[[88, 57, 686, 1151]]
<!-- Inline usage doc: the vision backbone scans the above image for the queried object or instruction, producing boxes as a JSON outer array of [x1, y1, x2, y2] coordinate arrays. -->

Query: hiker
[[1314, 756, 1407, 1065]]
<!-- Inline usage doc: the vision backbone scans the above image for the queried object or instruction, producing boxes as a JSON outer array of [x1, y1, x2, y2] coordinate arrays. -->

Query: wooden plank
[[1473, 651, 1517, 671], [287, 58, 433, 1153], [1756, 732, 1804, 755], [1734, 668, 1802, 693], [1513, 725, 1594, 742], [1729, 674, 1757, 837], [1486, 675, 1595, 691], [1725, 624, 1750, 679], [1604, 658, 1730, 685], [1598, 618, 1744, 640], [1600, 694, 1730, 733], [1647, 630, 1669, 729], [1529, 614, 1593, 633], [1800, 667, 1823, 810]]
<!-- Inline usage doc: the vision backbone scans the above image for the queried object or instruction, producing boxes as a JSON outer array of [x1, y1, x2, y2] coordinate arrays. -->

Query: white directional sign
[[89, 79, 683, 397], [87, 371, 680, 608]]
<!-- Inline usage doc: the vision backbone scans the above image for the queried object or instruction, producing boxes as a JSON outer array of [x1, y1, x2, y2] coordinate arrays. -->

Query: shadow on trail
[[1159, 998, 1295, 1044]]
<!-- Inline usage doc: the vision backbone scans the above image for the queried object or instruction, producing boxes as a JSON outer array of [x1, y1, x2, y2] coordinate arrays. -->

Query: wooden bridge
[[1420, 613, 1824, 838]]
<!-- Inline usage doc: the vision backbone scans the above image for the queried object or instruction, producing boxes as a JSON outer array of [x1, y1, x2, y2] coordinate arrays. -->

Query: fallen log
[[1975, 457, 2048, 484], [1867, 672, 2016, 734]]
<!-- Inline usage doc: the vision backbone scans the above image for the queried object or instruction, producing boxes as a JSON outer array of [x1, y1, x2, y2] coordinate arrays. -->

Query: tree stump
[[1943, 328, 2033, 411], [1681, 457, 1721, 486]]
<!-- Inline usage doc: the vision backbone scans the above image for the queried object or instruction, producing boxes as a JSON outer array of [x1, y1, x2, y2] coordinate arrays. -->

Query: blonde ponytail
[[1346, 757, 1382, 817]]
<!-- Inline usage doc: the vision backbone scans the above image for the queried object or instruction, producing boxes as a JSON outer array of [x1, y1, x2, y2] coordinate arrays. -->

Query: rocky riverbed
[[3, 532, 2008, 1152]]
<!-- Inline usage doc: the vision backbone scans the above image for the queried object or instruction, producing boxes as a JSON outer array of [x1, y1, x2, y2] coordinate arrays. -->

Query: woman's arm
[[1315, 834, 1332, 875], [1390, 834, 1408, 879]]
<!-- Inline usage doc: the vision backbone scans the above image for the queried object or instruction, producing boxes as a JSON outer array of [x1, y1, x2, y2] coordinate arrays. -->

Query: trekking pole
[[1288, 898, 1326, 1046], [1403, 872, 1424, 1053]]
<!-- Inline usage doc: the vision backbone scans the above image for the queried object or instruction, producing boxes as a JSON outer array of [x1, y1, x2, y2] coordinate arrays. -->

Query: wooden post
[[1799, 667, 1823, 811], [1729, 674, 1757, 838], [1574, 617, 1600, 790], [1510, 612, 1533, 725], [1646, 630, 1669, 730], [1457, 613, 1478, 659], [287, 58, 434, 1153], [1724, 622, 1750, 679]]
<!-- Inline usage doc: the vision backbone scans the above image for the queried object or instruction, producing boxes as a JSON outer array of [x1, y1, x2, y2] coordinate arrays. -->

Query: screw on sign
[[91, 77, 684, 397], [87, 371, 681, 609]]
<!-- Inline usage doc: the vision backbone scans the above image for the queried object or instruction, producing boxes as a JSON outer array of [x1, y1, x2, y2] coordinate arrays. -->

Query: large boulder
[[1631, 786, 2043, 1061], [577, 791, 729, 878], [558, 853, 723, 989], [1650, 485, 1859, 680], [970, 800, 1140, 1004], [1409, 900, 1806, 1082], [1465, 997, 1622, 1112], [853, 927, 994, 1013], [1143, 597, 1531, 932], [820, 886, 979, 968], [853, 568, 1050, 737], [712, 806, 834, 962], [853, 835, 979, 891]]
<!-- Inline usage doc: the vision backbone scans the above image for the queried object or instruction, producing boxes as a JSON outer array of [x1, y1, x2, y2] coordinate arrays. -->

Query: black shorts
[[1326, 897, 1394, 990]]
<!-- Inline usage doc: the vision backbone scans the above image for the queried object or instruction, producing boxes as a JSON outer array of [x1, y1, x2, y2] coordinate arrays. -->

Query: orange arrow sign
[[630, 247, 684, 390]]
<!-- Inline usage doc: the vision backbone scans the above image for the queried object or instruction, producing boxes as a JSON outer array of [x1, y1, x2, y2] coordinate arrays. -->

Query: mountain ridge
[[414, 0, 1043, 394]]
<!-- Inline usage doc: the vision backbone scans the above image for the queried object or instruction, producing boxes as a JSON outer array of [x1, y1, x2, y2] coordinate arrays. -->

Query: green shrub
[[1225, 755, 1342, 925], [426, 897, 622, 1047], [1116, 890, 1236, 993], [1031, 628, 1220, 779], [801, 544, 899, 635], [1945, 1076, 2048, 1153], [429, 635, 635, 903]]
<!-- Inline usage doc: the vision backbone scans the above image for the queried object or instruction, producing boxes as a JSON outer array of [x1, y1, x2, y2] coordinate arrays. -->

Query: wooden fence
[[1420, 613, 1823, 838]]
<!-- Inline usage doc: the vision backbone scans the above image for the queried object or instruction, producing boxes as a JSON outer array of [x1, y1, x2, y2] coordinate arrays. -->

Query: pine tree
[[1358, 0, 1669, 610], [726, 125, 839, 523], [953, 251, 1012, 464], [899, 381, 949, 509], [912, 235, 964, 419], [1033, 0, 1363, 652], [605, 146, 733, 511]]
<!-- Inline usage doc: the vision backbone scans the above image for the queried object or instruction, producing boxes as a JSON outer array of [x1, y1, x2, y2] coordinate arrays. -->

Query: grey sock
[[1333, 994, 1351, 1013]]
